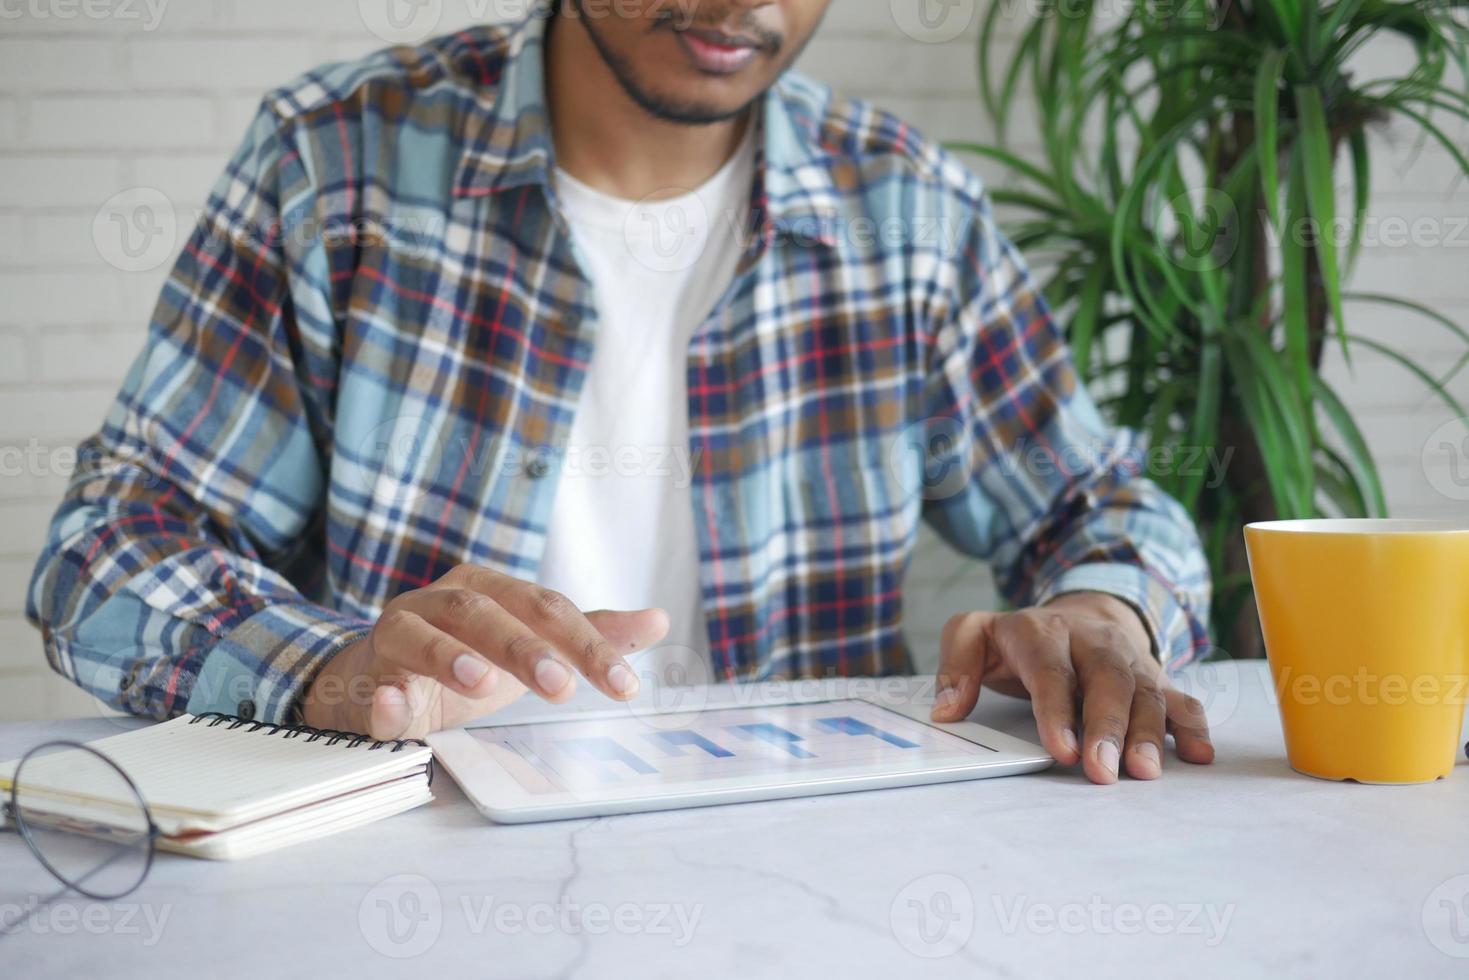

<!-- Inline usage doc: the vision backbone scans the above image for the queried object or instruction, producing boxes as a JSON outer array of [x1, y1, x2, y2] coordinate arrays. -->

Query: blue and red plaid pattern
[[28, 13, 1211, 724]]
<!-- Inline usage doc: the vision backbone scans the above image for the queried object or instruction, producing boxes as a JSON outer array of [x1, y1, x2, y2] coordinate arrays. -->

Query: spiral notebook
[[0, 714, 434, 861]]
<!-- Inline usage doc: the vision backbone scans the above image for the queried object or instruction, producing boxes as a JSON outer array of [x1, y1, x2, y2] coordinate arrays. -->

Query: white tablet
[[428, 695, 1053, 824]]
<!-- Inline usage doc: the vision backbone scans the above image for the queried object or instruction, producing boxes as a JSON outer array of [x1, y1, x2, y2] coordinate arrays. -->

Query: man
[[28, 0, 1214, 784]]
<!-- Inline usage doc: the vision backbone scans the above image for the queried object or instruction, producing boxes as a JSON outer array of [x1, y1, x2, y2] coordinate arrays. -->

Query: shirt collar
[[452, 14, 841, 244]]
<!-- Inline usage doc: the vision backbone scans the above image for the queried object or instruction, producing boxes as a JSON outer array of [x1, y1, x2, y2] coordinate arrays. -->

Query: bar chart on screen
[[466, 699, 998, 796]]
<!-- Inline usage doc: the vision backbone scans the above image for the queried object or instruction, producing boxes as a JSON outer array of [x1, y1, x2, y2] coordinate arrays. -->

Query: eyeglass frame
[[2, 740, 162, 902]]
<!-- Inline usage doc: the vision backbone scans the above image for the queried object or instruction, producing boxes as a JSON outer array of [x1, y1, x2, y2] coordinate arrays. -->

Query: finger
[[1165, 686, 1216, 765], [443, 567, 644, 701], [999, 612, 1080, 765], [931, 612, 993, 721], [373, 601, 502, 699], [1075, 629, 1137, 784], [585, 608, 672, 655], [1123, 673, 1167, 780], [368, 684, 415, 742], [397, 588, 577, 703]]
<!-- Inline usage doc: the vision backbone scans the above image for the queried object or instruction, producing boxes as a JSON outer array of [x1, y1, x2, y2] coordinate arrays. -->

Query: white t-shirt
[[537, 129, 756, 674]]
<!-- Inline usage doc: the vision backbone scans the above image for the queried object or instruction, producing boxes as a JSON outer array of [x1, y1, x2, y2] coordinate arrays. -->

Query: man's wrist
[[297, 633, 372, 730]]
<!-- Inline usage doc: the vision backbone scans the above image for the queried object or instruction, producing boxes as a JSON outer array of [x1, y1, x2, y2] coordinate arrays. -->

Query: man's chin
[[627, 81, 765, 126]]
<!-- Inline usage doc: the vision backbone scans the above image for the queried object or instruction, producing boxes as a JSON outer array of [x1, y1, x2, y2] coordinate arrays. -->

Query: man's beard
[[563, 0, 788, 126]]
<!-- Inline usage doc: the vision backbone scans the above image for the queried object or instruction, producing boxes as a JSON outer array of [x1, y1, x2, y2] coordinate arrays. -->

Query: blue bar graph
[[814, 716, 920, 749], [558, 737, 657, 775], [649, 730, 735, 758], [731, 723, 815, 758]]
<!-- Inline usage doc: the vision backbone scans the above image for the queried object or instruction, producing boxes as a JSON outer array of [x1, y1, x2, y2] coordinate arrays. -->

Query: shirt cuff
[[184, 602, 374, 724], [1033, 563, 1205, 671]]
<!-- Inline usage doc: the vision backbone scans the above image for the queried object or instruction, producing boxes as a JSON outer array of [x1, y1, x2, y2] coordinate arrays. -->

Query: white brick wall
[[0, 1, 1464, 720]]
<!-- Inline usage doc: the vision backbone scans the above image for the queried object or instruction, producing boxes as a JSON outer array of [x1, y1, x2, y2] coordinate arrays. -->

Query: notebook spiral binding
[[187, 713, 428, 753]]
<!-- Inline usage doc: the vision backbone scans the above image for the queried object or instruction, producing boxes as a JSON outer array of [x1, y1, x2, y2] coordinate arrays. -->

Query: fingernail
[[1135, 742, 1162, 771], [1059, 729, 1079, 758], [534, 657, 573, 695], [453, 654, 490, 688], [1097, 738, 1121, 776], [607, 663, 639, 697], [934, 686, 961, 713]]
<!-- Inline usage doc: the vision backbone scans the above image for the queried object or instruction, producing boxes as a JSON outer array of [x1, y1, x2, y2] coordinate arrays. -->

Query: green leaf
[[1293, 85, 1350, 360], [1255, 49, 1289, 228], [1281, 145, 1314, 399], [1317, 448, 1370, 518], [1222, 338, 1305, 516], [1312, 376, 1387, 517], [1346, 129, 1371, 270], [1178, 340, 1223, 510], [1070, 260, 1109, 381], [1345, 335, 1469, 420], [1235, 327, 1317, 508]]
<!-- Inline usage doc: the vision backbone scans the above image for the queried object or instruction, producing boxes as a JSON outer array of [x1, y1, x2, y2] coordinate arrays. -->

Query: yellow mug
[[1244, 519, 1469, 784]]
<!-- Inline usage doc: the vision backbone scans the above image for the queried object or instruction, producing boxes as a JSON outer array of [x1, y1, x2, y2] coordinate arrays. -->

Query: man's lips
[[676, 27, 763, 74]]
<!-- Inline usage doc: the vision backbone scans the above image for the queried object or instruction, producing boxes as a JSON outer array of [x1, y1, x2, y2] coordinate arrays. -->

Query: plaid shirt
[[28, 14, 1210, 725]]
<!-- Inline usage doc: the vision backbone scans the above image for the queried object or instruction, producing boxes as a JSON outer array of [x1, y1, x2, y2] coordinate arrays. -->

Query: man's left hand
[[930, 591, 1214, 784]]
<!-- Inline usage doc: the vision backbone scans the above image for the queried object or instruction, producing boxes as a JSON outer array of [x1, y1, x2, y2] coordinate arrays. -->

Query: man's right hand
[[299, 564, 670, 740]]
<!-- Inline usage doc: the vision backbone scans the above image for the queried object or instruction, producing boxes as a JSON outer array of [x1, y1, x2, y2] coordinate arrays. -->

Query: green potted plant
[[960, 0, 1469, 655]]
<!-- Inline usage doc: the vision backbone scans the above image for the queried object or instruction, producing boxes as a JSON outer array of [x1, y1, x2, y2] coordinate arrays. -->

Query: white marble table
[[2, 661, 1467, 978]]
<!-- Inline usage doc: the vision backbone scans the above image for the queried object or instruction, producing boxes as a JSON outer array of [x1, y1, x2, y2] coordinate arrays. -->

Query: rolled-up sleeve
[[920, 193, 1212, 669], [26, 103, 372, 722]]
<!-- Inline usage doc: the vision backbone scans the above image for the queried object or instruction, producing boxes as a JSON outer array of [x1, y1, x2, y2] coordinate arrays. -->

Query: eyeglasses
[[1, 740, 160, 934]]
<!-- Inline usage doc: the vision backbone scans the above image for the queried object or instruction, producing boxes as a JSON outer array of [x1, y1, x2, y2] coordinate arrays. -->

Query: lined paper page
[[0, 716, 432, 830]]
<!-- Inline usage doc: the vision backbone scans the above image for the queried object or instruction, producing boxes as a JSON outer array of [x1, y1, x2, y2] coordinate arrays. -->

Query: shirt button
[[236, 700, 257, 721], [525, 453, 551, 480]]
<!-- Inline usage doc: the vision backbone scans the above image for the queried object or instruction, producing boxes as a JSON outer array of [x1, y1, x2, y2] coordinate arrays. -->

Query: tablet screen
[[464, 698, 999, 798]]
